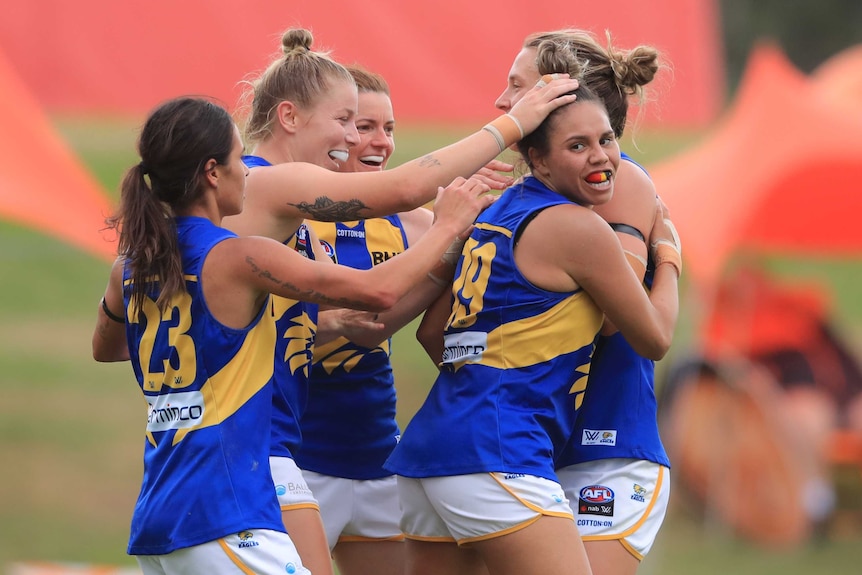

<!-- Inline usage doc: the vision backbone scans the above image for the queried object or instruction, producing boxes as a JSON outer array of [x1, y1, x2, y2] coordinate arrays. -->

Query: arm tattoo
[[418, 154, 442, 168], [245, 256, 371, 309], [96, 319, 111, 339], [287, 196, 371, 222]]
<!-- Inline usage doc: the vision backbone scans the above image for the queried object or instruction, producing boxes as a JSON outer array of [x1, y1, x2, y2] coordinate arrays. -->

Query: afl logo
[[579, 485, 614, 503], [319, 240, 337, 263]]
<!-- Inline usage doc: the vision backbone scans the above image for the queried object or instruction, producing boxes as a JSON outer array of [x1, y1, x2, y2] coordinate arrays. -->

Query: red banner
[[1, 0, 723, 127]]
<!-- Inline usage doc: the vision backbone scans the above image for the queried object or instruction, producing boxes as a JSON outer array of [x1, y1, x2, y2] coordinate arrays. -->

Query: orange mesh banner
[[0, 48, 116, 261]]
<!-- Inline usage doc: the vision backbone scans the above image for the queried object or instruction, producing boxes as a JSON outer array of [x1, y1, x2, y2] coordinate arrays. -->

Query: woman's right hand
[[507, 73, 580, 136], [432, 177, 495, 238], [471, 159, 515, 191]]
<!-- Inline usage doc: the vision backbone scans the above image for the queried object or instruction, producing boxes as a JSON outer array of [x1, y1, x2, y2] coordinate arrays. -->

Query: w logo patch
[[581, 429, 617, 446]]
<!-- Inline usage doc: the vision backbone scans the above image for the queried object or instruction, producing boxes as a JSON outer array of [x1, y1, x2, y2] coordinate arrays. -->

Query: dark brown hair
[[108, 97, 235, 314], [515, 42, 605, 169]]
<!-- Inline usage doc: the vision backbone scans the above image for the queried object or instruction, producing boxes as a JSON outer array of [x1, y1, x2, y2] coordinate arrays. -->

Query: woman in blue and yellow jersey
[[220, 27, 575, 575], [296, 66, 447, 575], [385, 44, 681, 575], [494, 30, 673, 575], [91, 96, 502, 575]]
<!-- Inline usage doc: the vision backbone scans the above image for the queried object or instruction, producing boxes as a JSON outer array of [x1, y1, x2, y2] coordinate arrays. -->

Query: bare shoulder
[[243, 161, 329, 205], [532, 202, 611, 237], [594, 159, 657, 233], [399, 206, 434, 226], [516, 203, 623, 292], [399, 206, 434, 245], [518, 202, 615, 258]]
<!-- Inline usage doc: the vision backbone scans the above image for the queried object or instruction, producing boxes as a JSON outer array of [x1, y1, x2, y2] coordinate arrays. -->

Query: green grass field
[[1, 117, 861, 573]]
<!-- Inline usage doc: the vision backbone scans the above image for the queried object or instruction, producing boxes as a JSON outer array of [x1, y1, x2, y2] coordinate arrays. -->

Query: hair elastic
[[101, 297, 125, 323]]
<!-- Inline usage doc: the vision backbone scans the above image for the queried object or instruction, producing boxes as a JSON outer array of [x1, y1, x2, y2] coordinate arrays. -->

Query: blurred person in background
[[661, 263, 862, 545]]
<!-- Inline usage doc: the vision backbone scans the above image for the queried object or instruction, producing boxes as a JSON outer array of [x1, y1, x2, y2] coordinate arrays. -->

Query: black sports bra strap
[[514, 208, 545, 245], [608, 222, 645, 242]]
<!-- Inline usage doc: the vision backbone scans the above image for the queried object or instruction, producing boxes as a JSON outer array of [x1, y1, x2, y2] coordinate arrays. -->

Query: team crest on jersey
[[631, 483, 648, 502], [319, 239, 337, 263], [581, 429, 617, 446], [237, 530, 259, 548], [578, 484, 615, 517]]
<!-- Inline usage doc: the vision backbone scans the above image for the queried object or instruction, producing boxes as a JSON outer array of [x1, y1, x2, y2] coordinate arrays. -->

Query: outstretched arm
[[225, 77, 578, 241], [208, 178, 494, 329], [318, 207, 446, 349]]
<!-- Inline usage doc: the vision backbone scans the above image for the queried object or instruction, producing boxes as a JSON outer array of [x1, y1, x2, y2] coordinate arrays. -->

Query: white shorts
[[397, 472, 573, 544], [557, 458, 670, 559], [270, 456, 319, 511], [136, 529, 310, 575], [304, 471, 404, 549]]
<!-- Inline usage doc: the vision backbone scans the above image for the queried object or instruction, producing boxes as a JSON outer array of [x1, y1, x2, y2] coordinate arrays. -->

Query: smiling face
[[341, 90, 395, 173], [292, 78, 360, 171], [528, 100, 621, 207]]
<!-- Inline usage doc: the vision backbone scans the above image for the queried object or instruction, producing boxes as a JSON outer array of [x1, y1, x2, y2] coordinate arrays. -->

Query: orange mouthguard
[[586, 171, 609, 183]]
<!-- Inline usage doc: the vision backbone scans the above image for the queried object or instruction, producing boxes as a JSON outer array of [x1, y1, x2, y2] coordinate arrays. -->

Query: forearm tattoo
[[418, 154, 441, 168], [246, 256, 369, 309], [287, 196, 371, 222]]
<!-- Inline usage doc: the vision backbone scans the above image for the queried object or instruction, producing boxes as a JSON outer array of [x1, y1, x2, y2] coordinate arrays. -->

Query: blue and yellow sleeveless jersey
[[556, 152, 670, 469], [123, 216, 283, 555], [242, 155, 319, 460], [295, 217, 407, 479], [385, 176, 603, 482]]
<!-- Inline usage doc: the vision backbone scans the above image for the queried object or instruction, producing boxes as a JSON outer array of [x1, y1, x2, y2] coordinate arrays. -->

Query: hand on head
[[507, 74, 580, 136], [534, 74, 556, 88]]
